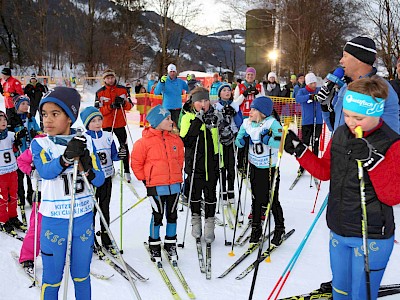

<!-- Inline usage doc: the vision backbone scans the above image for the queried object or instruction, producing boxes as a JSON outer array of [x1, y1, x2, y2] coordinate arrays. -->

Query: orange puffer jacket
[[131, 128, 184, 187], [95, 84, 133, 128]]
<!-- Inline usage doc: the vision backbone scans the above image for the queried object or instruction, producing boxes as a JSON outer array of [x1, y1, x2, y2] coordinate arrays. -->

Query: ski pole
[[62, 132, 81, 300], [120, 161, 124, 253], [240, 160, 251, 224], [80, 163, 142, 299], [248, 125, 288, 300], [178, 136, 199, 249], [110, 196, 147, 224], [311, 180, 322, 213], [30, 172, 40, 288], [268, 194, 328, 300], [266, 147, 273, 263], [355, 126, 371, 300], [310, 100, 317, 188]]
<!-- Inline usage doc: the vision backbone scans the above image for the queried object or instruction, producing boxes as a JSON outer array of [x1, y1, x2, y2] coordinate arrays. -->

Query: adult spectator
[[209, 72, 222, 102], [389, 57, 400, 104], [0, 68, 23, 118], [154, 64, 189, 126], [187, 73, 200, 92], [147, 74, 156, 92], [134, 79, 143, 94], [326, 36, 399, 133], [293, 73, 306, 98], [95, 69, 133, 182], [282, 74, 297, 98], [24, 73, 48, 119], [295, 72, 322, 173], [264, 72, 282, 97]]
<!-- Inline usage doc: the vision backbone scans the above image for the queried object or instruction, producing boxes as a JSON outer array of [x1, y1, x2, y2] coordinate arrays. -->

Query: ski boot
[[0, 221, 16, 235], [22, 260, 34, 274], [204, 217, 215, 243], [249, 223, 262, 246], [149, 237, 162, 262], [164, 235, 178, 260], [191, 214, 202, 239], [271, 226, 285, 246], [297, 166, 305, 177], [104, 243, 118, 257], [9, 216, 27, 232]]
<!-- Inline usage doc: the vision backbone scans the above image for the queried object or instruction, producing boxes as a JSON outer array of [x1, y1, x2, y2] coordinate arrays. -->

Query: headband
[[343, 90, 384, 117], [191, 92, 210, 102]]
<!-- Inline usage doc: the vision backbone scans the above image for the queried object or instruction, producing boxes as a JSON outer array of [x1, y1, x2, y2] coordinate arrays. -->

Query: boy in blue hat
[[80, 106, 125, 255], [235, 96, 286, 246]]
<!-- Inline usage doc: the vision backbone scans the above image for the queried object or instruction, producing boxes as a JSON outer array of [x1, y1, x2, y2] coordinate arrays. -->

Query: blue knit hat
[[80, 106, 103, 129], [250, 96, 273, 117], [39, 87, 81, 123], [218, 83, 232, 98], [146, 105, 171, 128], [13, 95, 30, 111]]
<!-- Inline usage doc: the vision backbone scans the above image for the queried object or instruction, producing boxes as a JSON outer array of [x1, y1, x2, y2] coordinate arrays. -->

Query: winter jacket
[[389, 77, 400, 105], [295, 86, 323, 125], [282, 82, 294, 98], [24, 81, 48, 107], [95, 84, 133, 129], [1, 76, 23, 108], [215, 99, 243, 132], [180, 110, 219, 180], [131, 127, 184, 188], [234, 82, 265, 118], [293, 83, 306, 98], [154, 76, 189, 110], [147, 79, 156, 93], [297, 121, 400, 239], [264, 81, 282, 97], [332, 68, 399, 133], [209, 81, 222, 96]]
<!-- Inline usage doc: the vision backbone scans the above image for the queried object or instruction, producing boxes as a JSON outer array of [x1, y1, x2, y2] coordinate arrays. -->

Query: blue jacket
[[154, 76, 189, 110], [295, 87, 323, 125], [332, 71, 399, 133], [147, 79, 156, 92], [210, 81, 222, 96]]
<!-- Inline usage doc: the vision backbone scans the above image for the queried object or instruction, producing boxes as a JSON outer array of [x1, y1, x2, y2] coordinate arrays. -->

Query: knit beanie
[[146, 105, 171, 128], [246, 67, 256, 75], [167, 64, 177, 72], [39, 87, 81, 123], [250, 96, 273, 117], [217, 83, 232, 98], [80, 106, 103, 129], [13, 95, 30, 111], [30, 73, 37, 80], [268, 72, 277, 80], [102, 69, 116, 79], [305, 73, 317, 85], [290, 74, 297, 80], [343, 36, 377, 65], [1, 68, 11, 76]]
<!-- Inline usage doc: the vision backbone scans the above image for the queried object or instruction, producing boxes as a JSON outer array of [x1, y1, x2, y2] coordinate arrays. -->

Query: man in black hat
[[24, 73, 48, 120]]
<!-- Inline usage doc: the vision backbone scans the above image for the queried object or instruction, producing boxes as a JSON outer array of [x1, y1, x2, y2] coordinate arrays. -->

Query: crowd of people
[[0, 35, 399, 300]]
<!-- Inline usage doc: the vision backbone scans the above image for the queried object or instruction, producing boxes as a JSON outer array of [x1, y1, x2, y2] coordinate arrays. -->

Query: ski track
[[1, 93, 400, 300]]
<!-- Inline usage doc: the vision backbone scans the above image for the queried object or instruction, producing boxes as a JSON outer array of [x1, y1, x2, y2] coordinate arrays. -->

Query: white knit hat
[[305, 73, 317, 85], [267, 72, 277, 80]]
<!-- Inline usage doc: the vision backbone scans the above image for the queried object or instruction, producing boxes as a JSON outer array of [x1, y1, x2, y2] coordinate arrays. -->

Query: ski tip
[[228, 251, 235, 257], [265, 256, 271, 263]]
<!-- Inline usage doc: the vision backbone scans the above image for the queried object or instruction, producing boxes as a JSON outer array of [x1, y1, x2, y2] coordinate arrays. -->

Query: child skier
[[214, 83, 243, 203], [180, 87, 220, 244], [235, 96, 285, 246], [8, 95, 42, 207], [0, 110, 25, 234], [80, 106, 125, 255], [131, 104, 184, 260], [284, 76, 400, 300], [31, 87, 105, 299]]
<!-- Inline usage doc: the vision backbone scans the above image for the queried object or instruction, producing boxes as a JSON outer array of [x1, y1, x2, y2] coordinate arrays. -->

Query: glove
[[347, 138, 385, 171], [223, 105, 236, 117], [94, 100, 100, 108], [203, 111, 219, 128], [195, 109, 204, 122], [307, 94, 316, 103], [62, 135, 87, 164], [316, 85, 331, 105], [261, 129, 272, 145], [30, 128, 38, 138], [15, 128, 28, 141], [284, 130, 307, 158], [80, 149, 95, 181], [160, 75, 168, 83], [112, 96, 125, 109], [118, 145, 127, 159], [243, 86, 258, 97]]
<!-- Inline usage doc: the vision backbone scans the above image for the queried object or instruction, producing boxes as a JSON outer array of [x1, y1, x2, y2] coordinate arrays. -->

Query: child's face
[[156, 115, 174, 132], [0, 116, 7, 131], [41, 102, 71, 136], [220, 87, 231, 100], [307, 82, 317, 90], [343, 109, 380, 134], [193, 99, 210, 112], [249, 108, 264, 123], [18, 101, 30, 113], [88, 116, 103, 131]]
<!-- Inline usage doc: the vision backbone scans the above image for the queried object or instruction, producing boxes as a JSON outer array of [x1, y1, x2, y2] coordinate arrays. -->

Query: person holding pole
[[284, 76, 400, 300], [31, 87, 104, 299]]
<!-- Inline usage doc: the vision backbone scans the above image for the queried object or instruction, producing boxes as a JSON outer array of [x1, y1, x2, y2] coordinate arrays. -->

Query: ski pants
[[149, 194, 179, 240], [40, 212, 94, 300], [168, 108, 181, 128], [93, 176, 112, 245], [190, 174, 218, 219], [249, 165, 284, 228], [301, 124, 322, 156], [19, 200, 42, 263], [17, 168, 33, 206], [0, 171, 18, 223], [220, 143, 235, 201], [330, 231, 394, 300], [103, 126, 130, 174]]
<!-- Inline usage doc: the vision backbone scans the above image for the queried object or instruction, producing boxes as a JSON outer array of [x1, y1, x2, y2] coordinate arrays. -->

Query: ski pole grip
[[355, 126, 363, 139]]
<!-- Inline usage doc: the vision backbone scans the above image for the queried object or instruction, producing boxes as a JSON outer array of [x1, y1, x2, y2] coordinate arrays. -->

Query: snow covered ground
[[1, 92, 399, 300]]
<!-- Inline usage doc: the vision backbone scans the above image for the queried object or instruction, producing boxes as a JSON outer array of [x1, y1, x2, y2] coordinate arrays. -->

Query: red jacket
[[131, 128, 184, 187], [95, 84, 133, 128], [1, 76, 24, 108]]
